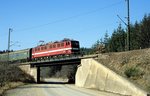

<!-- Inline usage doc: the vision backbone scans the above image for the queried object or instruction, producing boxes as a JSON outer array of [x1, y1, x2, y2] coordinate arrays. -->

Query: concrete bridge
[[17, 55, 149, 96], [18, 55, 97, 83]]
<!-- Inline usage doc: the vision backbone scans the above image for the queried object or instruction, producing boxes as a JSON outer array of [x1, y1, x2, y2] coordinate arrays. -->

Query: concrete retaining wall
[[18, 65, 37, 82], [76, 58, 149, 96]]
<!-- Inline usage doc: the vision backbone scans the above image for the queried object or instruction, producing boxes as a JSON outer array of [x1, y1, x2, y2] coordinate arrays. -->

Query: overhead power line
[[16, 1, 123, 32]]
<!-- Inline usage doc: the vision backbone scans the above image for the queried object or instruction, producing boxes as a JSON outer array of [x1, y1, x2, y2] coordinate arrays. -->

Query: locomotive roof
[[36, 39, 78, 47]]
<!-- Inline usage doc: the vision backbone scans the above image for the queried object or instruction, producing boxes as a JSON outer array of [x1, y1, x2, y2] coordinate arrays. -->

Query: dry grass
[[0, 63, 34, 96], [97, 48, 150, 92], [0, 82, 24, 96]]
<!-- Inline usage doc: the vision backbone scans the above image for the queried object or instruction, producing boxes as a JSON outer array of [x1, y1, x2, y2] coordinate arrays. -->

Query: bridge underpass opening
[[37, 64, 79, 84], [29, 57, 81, 83]]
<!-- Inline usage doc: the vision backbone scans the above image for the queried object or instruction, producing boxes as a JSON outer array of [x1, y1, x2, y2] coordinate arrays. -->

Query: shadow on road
[[16, 81, 75, 89], [39, 81, 69, 84], [16, 85, 61, 89]]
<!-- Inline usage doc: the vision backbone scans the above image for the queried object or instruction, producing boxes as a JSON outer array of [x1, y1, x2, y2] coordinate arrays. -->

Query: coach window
[[35, 48, 37, 52]]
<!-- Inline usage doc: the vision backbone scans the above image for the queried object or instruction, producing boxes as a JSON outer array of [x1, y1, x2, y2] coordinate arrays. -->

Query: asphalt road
[[5, 79, 123, 96], [5, 84, 125, 96]]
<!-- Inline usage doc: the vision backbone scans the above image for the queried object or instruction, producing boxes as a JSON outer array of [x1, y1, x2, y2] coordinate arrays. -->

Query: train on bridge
[[0, 39, 80, 63]]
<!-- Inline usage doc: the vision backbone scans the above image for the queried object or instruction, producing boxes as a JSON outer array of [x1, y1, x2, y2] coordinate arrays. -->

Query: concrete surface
[[76, 58, 149, 96], [18, 64, 37, 82]]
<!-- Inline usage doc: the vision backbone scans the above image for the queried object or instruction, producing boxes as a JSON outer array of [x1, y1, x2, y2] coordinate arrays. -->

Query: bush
[[124, 67, 144, 79], [0, 63, 34, 88]]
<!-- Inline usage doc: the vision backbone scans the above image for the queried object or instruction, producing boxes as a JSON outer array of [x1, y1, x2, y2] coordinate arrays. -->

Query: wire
[[16, 1, 123, 32]]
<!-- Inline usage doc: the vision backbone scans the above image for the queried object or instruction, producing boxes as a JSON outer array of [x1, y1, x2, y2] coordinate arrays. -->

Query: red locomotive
[[32, 39, 80, 60]]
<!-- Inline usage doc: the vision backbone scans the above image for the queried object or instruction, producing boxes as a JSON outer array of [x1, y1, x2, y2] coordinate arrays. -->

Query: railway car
[[32, 39, 80, 60], [0, 49, 31, 63], [0, 53, 7, 62]]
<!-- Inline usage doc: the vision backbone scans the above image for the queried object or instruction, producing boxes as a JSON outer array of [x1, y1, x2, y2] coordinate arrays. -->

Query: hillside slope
[[96, 48, 150, 92], [0, 64, 34, 96]]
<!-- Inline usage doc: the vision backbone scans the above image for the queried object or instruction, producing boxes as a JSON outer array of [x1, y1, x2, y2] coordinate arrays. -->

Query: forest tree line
[[81, 14, 150, 54]]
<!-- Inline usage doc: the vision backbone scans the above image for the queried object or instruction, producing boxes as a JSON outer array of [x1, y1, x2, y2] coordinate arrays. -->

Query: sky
[[0, 0, 150, 51]]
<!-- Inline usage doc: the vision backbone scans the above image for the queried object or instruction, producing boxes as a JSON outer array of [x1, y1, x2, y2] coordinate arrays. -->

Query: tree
[[92, 13, 150, 53], [108, 23, 126, 52], [80, 47, 93, 55], [130, 21, 141, 50], [104, 32, 110, 52], [140, 14, 150, 48], [91, 40, 100, 53]]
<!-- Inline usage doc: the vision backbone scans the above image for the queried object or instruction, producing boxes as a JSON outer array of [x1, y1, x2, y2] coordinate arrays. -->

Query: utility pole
[[7, 28, 13, 64], [117, 0, 131, 51], [4, 28, 13, 83], [126, 0, 130, 51]]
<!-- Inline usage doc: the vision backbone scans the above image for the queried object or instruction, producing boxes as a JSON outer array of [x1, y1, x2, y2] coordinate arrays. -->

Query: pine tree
[[104, 32, 110, 52], [140, 14, 150, 48], [108, 23, 126, 52], [130, 21, 141, 50]]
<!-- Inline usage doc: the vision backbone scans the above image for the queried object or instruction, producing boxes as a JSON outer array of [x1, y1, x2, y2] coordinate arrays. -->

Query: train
[[0, 39, 80, 63]]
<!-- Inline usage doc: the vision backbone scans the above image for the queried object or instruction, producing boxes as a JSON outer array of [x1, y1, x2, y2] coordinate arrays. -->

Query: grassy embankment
[[97, 48, 150, 92], [0, 63, 34, 96]]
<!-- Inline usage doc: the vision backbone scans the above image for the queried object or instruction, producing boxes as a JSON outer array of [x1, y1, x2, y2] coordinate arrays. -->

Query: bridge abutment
[[18, 64, 39, 83], [76, 58, 149, 96]]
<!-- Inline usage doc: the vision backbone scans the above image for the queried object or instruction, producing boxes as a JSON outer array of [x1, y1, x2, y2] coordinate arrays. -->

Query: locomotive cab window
[[71, 41, 79, 48], [66, 42, 70, 46], [68, 42, 70, 45]]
